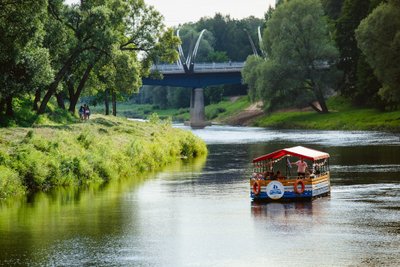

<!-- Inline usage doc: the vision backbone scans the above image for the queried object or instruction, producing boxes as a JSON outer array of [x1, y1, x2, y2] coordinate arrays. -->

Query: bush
[[179, 131, 207, 158], [148, 113, 160, 124], [0, 166, 25, 199], [12, 146, 50, 189], [206, 107, 226, 120], [0, 115, 208, 200]]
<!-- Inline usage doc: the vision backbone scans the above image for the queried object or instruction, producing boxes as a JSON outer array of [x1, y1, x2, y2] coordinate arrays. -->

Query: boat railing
[[251, 171, 329, 181]]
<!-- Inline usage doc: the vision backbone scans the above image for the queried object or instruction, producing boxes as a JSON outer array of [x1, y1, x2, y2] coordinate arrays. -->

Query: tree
[[241, 55, 264, 102], [0, 0, 53, 116], [37, 0, 118, 114], [321, 0, 344, 21], [37, 0, 179, 115], [243, 0, 339, 113], [167, 87, 190, 109], [356, 0, 400, 109], [335, 0, 372, 98]]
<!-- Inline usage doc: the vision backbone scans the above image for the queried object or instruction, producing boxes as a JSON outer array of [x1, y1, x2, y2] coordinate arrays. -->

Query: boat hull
[[250, 173, 331, 201]]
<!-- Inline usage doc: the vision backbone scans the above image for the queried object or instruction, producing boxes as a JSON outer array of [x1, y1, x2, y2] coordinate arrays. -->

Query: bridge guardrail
[[151, 62, 245, 74]]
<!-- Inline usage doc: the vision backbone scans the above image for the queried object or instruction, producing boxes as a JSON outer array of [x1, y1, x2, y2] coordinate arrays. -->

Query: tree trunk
[[5, 96, 13, 116], [112, 90, 117, 116], [308, 102, 322, 113], [312, 81, 329, 113], [56, 93, 66, 109], [0, 98, 5, 115], [68, 60, 96, 114], [66, 79, 74, 103], [37, 49, 81, 114], [33, 89, 41, 111], [104, 89, 110, 115]]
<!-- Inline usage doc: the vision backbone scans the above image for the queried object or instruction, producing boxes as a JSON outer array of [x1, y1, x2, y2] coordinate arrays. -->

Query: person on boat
[[269, 171, 275, 180], [312, 163, 321, 175], [292, 157, 308, 178], [274, 170, 282, 180]]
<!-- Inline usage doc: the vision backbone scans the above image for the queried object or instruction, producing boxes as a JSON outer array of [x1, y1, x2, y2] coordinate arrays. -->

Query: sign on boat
[[250, 146, 331, 201]]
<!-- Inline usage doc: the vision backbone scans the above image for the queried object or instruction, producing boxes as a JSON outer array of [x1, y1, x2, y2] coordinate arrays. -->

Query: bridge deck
[[152, 62, 244, 74]]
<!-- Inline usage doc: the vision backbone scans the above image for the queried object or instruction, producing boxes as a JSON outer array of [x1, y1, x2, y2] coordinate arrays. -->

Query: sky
[[65, 0, 276, 27]]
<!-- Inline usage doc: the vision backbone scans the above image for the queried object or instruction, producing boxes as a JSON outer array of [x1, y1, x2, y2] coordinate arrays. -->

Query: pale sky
[[65, 0, 276, 27]]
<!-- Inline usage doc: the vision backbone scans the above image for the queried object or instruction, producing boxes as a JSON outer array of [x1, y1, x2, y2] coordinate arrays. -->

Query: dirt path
[[224, 101, 264, 126]]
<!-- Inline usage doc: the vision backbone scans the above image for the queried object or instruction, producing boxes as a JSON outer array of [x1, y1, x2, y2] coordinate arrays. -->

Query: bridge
[[143, 62, 244, 87], [141, 29, 253, 128], [142, 62, 244, 128]]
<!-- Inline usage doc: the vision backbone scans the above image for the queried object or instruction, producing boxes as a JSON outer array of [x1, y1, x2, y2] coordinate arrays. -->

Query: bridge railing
[[194, 62, 244, 72], [151, 62, 245, 74]]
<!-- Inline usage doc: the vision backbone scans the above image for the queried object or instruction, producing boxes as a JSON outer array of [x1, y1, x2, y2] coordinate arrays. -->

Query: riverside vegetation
[[106, 95, 400, 132], [0, 114, 207, 200]]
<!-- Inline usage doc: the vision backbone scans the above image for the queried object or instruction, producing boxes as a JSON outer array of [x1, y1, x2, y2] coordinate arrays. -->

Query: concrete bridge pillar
[[188, 88, 210, 129]]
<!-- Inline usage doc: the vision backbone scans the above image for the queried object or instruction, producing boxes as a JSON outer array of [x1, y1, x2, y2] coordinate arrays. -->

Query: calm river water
[[1, 125, 399, 266]]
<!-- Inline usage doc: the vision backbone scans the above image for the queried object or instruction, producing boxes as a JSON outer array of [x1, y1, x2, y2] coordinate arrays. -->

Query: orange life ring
[[253, 180, 261, 195], [293, 180, 305, 194]]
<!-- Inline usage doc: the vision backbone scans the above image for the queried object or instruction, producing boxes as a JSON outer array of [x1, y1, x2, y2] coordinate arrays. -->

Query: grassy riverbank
[[252, 97, 400, 132], [92, 96, 251, 122], [0, 114, 207, 200], [92, 95, 400, 132]]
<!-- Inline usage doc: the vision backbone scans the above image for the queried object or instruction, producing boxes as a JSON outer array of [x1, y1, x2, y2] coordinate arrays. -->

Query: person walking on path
[[79, 105, 84, 120], [83, 104, 91, 120]]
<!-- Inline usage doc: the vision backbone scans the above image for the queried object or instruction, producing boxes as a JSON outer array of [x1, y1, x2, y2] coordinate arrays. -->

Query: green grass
[[253, 96, 400, 132], [205, 96, 251, 121], [91, 103, 191, 121], [0, 114, 207, 200], [90, 96, 251, 123], [0, 98, 77, 127], [89, 95, 400, 132]]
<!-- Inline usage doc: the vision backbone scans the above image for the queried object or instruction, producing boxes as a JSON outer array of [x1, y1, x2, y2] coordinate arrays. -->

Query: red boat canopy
[[253, 146, 330, 162]]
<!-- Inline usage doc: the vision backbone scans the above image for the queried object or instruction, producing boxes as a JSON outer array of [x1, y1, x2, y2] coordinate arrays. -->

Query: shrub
[[148, 113, 160, 124], [0, 166, 25, 199], [12, 146, 50, 189], [0, 115, 208, 200], [206, 107, 226, 120]]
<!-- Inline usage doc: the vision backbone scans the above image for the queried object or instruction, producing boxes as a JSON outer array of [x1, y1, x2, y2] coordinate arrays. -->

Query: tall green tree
[[241, 55, 264, 102], [335, 0, 371, 97], [321, 0, 344, 21], [38, 0, 179, 115], [333, 0, 385, 108], [356, 0, 400, 109], [243, 0, 339, 113], [37, 0, 118, 114], [0, 0, 53, 116]]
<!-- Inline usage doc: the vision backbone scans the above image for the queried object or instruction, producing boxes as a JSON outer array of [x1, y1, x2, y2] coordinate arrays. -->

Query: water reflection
[[0, 156, 207, 266], [1, 126, 399, 266], [251, 201, 314, 219]]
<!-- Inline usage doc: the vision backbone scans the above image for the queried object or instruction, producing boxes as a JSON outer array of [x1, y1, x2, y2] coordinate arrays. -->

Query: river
[[0, 125, 399, 266]]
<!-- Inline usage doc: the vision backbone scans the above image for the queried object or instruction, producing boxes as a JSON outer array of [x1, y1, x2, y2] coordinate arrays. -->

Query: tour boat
[[250, 146, 330, 201]]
